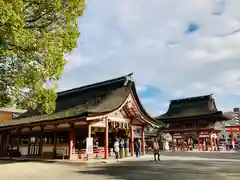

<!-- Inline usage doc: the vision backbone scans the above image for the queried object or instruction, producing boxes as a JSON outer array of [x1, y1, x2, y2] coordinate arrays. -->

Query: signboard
[[173, 133, 183, 139], [199, 132, 209, 138], [86, 137, 93, 154]]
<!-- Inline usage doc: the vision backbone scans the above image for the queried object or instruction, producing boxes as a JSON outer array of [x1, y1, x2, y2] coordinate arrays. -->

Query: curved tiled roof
[[156, 94, 228, 121], [1, 73, 158, 128]]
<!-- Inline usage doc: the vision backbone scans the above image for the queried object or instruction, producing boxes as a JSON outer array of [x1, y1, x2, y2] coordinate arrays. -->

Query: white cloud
[[59, 0, 240, 115], [136, 86, 148, 93], [64, 52, 91, 72]]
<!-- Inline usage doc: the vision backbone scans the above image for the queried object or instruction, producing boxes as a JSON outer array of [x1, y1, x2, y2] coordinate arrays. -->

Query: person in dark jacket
[[134, 139, 140, 157], [153, 138, 160, 161]]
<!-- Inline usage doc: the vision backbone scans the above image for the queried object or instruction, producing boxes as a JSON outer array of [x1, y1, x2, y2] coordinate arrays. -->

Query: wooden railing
[[75, 147, 105, 160]]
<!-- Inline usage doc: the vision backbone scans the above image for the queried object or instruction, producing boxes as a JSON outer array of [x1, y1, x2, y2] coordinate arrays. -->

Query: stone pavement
[[0, 154, 240, 180]]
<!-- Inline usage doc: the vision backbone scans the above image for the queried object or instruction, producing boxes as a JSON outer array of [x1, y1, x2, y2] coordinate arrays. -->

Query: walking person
[[153, 138, 160, 161], [138, 138, 142, 156], [113, 139, 120, 161], [134, 139, 140, 157], [119, 138, 124, 159]]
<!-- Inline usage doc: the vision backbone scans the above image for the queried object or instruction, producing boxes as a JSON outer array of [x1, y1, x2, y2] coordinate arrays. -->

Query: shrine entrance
[[225, 125, 240, 150], [172, 132, 194, 151], [197, 132, 219, 151], [156, 94, 230, 151]]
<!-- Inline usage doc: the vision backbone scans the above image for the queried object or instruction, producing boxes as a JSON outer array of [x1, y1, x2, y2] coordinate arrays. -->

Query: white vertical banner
[[86, 137, 93, 154]]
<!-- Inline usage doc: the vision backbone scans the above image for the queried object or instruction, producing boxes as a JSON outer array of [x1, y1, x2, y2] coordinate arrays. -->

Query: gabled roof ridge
[[57, 73, 133, 97], [170, 94, 213, 103]]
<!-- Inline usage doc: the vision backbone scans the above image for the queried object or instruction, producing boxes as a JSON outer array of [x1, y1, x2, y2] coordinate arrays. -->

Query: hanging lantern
[[91, 128, 96, 135], [125, 128, 130, 137]]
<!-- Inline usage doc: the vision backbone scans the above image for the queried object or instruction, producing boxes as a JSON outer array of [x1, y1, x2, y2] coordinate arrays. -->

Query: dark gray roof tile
[[156, 94, 226, 121], [1, 73, 157, 128]]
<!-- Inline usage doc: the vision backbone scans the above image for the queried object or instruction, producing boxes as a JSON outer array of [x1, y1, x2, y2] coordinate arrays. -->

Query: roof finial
[[124, 73, 133, 86]]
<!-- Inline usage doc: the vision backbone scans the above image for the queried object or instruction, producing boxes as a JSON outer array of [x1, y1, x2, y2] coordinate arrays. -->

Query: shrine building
[[156, 94, 230, 151], [0, 74, 158, 160]]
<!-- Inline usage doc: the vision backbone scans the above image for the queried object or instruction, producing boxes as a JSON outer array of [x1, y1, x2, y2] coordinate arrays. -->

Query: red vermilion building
[[156, 95, 229, 151], [0, 74, 158, 160]]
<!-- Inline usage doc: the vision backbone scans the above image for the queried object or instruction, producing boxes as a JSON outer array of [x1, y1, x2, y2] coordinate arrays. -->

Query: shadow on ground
[[160, 151, 240, 160], [76, 160, 240, 180]]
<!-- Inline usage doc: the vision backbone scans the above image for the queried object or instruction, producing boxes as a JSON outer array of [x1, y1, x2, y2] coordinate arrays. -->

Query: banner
[[86, 137, 93, 154]]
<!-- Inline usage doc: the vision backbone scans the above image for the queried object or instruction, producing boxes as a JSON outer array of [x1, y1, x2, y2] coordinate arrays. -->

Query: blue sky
[[59, 0, 240, 116]]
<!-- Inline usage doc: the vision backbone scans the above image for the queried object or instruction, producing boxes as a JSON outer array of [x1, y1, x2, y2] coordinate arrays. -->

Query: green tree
[[0, 0, 85, 113]]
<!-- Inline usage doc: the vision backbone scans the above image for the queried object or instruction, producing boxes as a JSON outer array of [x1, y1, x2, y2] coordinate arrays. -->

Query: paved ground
[[160, 151, 240, 160], [0, 153, 240, 180]]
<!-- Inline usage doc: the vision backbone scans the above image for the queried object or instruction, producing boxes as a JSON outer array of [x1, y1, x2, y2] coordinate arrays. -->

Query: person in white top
[[113, 139, 120, 160]]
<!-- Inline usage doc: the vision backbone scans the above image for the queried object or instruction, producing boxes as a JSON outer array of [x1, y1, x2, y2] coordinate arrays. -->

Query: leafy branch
[[0, 0, 85, 114]]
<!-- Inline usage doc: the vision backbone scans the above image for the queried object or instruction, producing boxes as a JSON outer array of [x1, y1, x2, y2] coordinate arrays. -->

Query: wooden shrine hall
[[0, 74, 158, 160], [156, 94, 229, 151]]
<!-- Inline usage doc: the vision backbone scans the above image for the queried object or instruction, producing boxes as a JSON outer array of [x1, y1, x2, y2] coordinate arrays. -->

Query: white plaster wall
[[42, 145, 54, 153]]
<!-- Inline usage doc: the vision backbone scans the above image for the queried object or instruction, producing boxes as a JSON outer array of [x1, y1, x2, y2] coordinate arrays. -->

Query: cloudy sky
[[59, 0, 240, 116]]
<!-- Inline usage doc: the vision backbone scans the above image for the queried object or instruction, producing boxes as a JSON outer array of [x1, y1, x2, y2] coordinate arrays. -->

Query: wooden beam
[[108, 116, 130, 123], [87, 115, 107, 121], [0, 117, 86, 131], [225, 125, 240, 128], [225, 129, 240, 132]]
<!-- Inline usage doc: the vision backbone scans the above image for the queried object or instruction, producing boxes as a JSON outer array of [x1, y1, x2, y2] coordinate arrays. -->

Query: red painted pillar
[[39, 127, 44, 156], [171, 134, 175, 151], [130, 125, 134, 156], [217, 133, 220, 151], [209, 133, 212, 151], [104, 118, 109, 159], [16, 129, 20, 152], [0, 134, 2, 147], [141, 126, 145, 155], [0, 134, 2, 157], [68, 124, 75, 160], [198, 133, 201, 151], [231, 129, 235, 149]]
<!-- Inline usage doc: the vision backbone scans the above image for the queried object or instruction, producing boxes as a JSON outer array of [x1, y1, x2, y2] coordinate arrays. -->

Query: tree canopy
[[0, 0, 85, 114]]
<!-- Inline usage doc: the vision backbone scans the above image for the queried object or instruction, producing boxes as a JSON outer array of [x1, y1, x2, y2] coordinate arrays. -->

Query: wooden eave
[[129, 84, 159, 127], [163, 127, 221, 133], [0, 115, 88, 131], [157, 111, 229, 123]]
